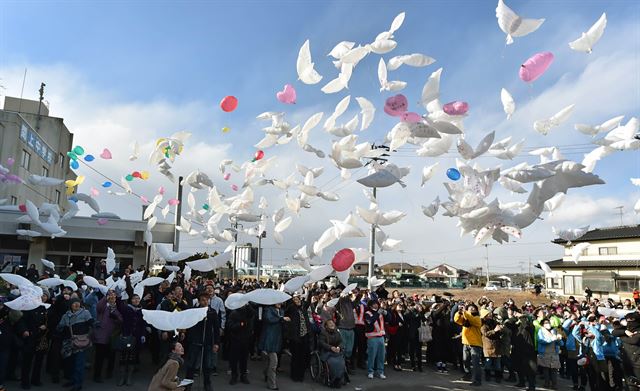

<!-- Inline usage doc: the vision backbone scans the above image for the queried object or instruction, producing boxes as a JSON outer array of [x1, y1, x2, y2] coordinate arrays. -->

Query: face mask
[[621, 320, 628, 327], [544, 324, 552, 330], [10, 289, 19, 296]]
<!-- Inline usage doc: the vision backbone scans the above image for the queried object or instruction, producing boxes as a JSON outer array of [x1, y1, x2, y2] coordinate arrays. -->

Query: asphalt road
[[5, 352, 573, 391]]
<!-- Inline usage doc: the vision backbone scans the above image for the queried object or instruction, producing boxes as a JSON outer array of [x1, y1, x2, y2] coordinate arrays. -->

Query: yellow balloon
[[64, 180, 76, 187], [65, 187, 74, 196], [76, 175, 85, 185], [140, 171, 150, 180], [222, 126, 230, 133]]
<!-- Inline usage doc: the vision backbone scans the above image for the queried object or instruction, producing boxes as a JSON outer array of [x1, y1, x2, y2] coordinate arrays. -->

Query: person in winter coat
[[16, 298, 49, 389], [430, 302, 451, 373], [480, 308, 503, 383], [405, 302, 425, 372], [0, 303, 14, 391], [285, 293, 311, 382], [93, 289, 123, 383], [319, 319, 347, 388], [454, 303, 483, 386], [537, 317, 564, 389], [147, 341, 185, 391], [258, 304, 286, 390], [226, 302, 256, 385], [335, 295, 355, 373], [184, 293, 220, 391], [612, 311, 640, 390], [512, 315, 536, 391], [46, 288, 71, 384], [384, 302, 403, 371], [115, 277, 148, 386], [57, 298, 94, 391], [563, 314, 588, 390], [364, 298, 386, 380]]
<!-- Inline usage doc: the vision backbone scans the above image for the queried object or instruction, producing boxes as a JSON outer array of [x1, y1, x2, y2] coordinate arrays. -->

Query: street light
[[256, 230, 266, 281]]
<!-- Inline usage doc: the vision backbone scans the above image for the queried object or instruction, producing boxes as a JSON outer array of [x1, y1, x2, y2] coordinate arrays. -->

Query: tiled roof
[[553, 225, 640, 244], [544, 258, 640, 269]]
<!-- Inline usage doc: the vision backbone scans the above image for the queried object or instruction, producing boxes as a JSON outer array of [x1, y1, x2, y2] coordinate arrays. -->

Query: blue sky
[[1, 0, 639, 272]]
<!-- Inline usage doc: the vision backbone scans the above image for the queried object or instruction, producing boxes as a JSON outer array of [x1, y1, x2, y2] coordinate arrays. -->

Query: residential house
[[419, 263, 470, 286], [543, 225, 640, 300]]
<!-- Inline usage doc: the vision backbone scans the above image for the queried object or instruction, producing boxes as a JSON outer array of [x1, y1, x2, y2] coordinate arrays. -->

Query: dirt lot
[[397, 287, 558, 306]]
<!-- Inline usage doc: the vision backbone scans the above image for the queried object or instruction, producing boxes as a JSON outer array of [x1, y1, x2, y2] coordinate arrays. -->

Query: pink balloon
[[168, 199, 180, 206], [443, 101, 469, 116], [401, 112, 422, 123], [276, 84, 297, 104], [158, 186, 165, 195], [90, 187, 100, 198], [223, 173, 231, 180], [99, 148, 112, 159], [97, 218, 108, 226], [331, 248, 355, 272], [220, 96, 238, 112], [519, 52, 554, 83], [18, 204, 27, 212], [384, 94, 408, 117], [231, 184, 238, 192]]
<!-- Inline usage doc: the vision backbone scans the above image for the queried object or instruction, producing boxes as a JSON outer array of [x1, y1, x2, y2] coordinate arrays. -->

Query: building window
[[54, 190, 61, 204], [563, 276, 583, 295], [617, 280, 639, 292], [599, 247, 618, 255], [21, 150, 31, 170], [10, 196, 17, 205], [547, 278, 562, 289], [42, 166, 49, 177], [59, 153, 65, 169]]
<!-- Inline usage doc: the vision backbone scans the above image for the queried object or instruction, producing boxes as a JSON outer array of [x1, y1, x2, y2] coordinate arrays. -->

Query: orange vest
[[354, 304, 365, 325], [365, 312, 385, 338]]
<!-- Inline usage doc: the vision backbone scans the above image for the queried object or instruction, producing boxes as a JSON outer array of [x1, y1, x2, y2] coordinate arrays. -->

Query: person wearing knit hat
[[480, 308, 503, 383]]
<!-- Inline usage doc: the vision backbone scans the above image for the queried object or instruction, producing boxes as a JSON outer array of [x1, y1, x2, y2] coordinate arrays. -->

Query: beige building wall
[[0, 97, 75, 211]]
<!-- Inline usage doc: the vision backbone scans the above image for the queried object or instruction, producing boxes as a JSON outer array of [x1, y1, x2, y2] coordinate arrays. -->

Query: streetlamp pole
[[368, 187, 377, 290], [483, 244, 490, 287], [173, 176, 184, 252], [256, 231, 265, 281]]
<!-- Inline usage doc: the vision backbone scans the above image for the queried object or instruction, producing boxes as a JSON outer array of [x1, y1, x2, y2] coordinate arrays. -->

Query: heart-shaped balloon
[[97, 218, 108, 226], [384, 94, 408, 117], [276, 84, 296, 104], [401, 112, 422, 123], [443, 101, 469, 116], [100, 148, 112, 159]]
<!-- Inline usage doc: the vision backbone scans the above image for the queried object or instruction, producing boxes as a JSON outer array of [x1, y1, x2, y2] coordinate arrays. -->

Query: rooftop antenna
[[614, 206, 624, 226], [35, 82, 45, 131]]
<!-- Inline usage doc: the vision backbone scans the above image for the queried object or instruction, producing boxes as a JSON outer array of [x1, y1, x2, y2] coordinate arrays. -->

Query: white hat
[[369, 276, 386, 287]]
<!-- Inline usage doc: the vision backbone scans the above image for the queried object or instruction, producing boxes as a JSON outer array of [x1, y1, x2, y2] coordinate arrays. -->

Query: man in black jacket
[[612, 311, 640, 390], [185, 293, 220, 391], [226, 301, 255, 385], [17, 301, 48, 389], [285, 293, 311, 382]]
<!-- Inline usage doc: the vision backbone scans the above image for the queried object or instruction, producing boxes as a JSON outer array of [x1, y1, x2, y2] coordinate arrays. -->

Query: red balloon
[[254, 150, 265, 161], [220, 96, 238, 112], [18, 204, 27, 213], [331, 248, 355, 272], [132, 171, 141, 178]]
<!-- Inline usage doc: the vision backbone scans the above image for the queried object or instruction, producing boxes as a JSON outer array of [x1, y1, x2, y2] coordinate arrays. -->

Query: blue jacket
[[601, 326, 620, 359], [537, 327, 564, 355], [258, 306, 284, 353], [562, 319, 580, 352], [586, 324, 605, 360]]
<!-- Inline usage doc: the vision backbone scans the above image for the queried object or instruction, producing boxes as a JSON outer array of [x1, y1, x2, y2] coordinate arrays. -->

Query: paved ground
[[5, 352, 574, 391]]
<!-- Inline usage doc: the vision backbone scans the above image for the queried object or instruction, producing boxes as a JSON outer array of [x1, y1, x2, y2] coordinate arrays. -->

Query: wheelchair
[[309, 350, 330, 385], [309, 350, 350, 388]]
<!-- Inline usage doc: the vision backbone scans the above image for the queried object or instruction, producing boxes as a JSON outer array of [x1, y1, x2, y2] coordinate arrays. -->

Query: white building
[[544, 225, 640, 300]]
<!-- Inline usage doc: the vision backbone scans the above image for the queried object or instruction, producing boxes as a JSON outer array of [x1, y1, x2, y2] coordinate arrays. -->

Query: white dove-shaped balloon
[[496, 0, 545, 45], [569, 13, 606, 53]]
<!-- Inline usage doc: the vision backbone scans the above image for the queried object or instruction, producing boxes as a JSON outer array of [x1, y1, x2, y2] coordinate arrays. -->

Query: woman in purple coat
[[93, 289, 123, 383], [117, 287, 146, 386]]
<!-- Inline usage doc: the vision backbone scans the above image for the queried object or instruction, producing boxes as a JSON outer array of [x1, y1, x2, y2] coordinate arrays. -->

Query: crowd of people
[[1, 261, 640, 391]]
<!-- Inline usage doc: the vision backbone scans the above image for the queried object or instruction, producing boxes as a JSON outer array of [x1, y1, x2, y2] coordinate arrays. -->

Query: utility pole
[[528, 257, 532, 281], [483, 244, 490, 287], [232, 220, 238, 280], [364, 143, 390, 290], [173, 176, 184, 252], [614, 206, 624, 226], [368, 188, 376, 290], [256, 230, 266, 281]]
